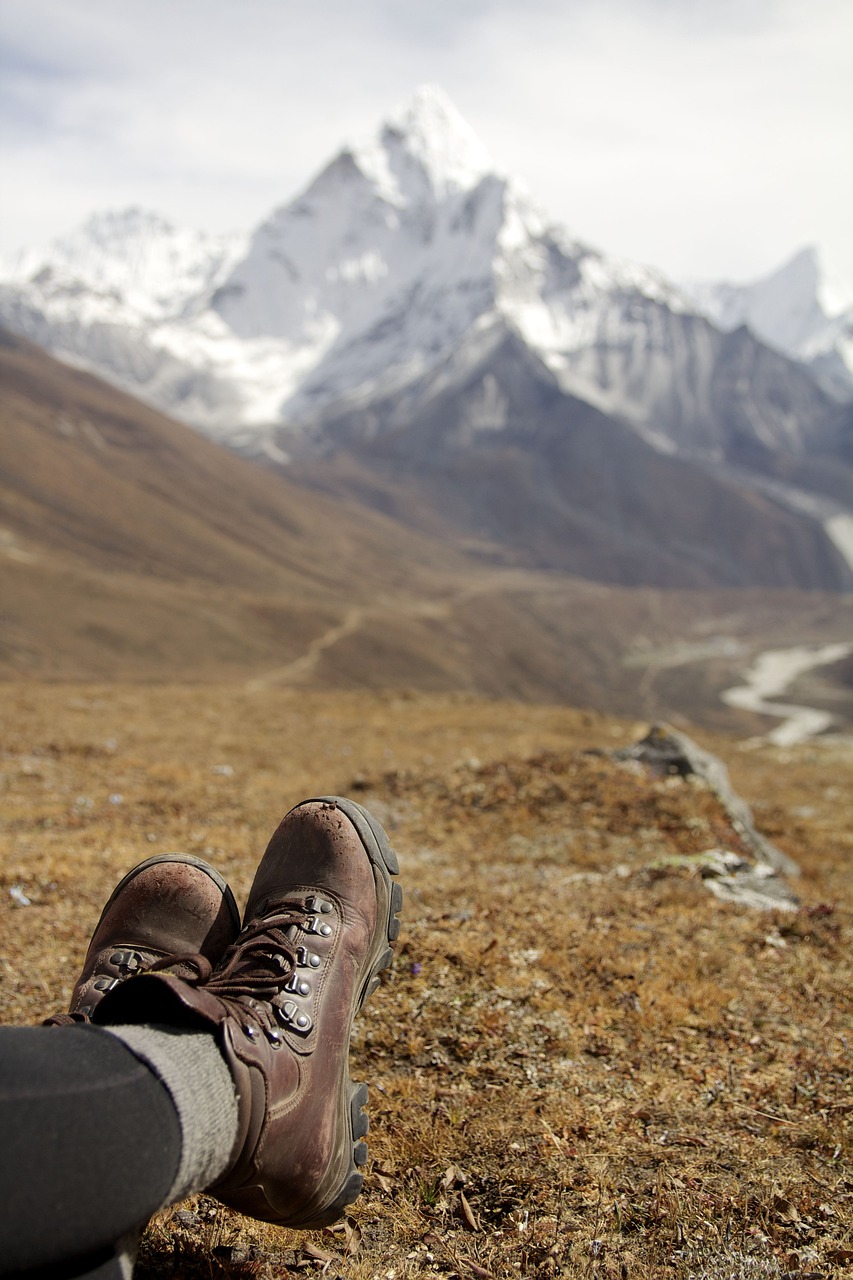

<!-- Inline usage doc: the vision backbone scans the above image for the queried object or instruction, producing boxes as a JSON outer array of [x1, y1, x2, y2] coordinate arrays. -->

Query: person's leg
[[0, 1024, 179, 1276], [3, 795, 402, 1273], [2, 852, 241, 1278], [0, 1022, 240, 1278]]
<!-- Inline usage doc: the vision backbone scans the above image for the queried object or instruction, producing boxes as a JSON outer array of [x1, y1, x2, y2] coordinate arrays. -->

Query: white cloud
[[1, 0, 851, 295]]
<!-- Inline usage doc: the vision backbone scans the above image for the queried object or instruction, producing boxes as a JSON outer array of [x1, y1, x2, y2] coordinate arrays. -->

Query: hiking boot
[[94, 796, 402, 1228], [44, 854, 241, 1025]]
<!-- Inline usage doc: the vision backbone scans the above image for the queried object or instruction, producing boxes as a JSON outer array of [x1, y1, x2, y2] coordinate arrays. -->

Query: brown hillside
[[2, 329, 852, 735], [0, 327, 463, 592], [0, 328, 477, 681]]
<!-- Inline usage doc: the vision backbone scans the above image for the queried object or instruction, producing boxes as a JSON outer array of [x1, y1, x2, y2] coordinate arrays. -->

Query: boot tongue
[[147, 952, 214, 983]]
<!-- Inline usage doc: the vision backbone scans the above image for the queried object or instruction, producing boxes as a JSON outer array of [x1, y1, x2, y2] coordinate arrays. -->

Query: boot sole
[[277, 795, 402, 1228]]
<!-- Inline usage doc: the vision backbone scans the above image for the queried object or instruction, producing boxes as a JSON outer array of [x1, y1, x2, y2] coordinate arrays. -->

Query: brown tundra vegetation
[[1, 683, 850, 1279]]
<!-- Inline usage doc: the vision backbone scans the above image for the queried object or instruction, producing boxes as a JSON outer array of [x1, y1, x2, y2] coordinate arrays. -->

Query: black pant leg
[[0, 1024, 181, 1275], [4, 1245, 128, 1280]]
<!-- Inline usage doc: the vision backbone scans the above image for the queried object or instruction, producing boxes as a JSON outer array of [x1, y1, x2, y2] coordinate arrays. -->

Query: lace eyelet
[[276, 1001, 313, 1034]]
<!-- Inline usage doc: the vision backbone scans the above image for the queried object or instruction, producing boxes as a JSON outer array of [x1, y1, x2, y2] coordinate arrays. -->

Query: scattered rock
[[616, 724, 800, 909], [171, 1209, 199, 1228], [616, 724, 800, 876]]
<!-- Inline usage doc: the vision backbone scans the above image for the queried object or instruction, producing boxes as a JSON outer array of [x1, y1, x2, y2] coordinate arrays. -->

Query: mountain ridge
[[287, 324, 853, 591], [1, 87, 852, 594], [684, 246, 853, 402], [2, 86, 849, 439]]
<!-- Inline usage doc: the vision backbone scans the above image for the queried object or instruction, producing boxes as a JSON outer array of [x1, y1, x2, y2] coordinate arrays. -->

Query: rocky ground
[[1, 683, 850, 1279]]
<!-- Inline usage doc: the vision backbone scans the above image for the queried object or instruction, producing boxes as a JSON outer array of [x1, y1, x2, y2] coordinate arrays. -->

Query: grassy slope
[[0, 328, 463, 592], [1, 683, 849, 1278]]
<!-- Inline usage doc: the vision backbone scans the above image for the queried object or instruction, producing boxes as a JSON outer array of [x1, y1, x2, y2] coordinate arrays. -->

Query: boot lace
[[45, 947, 154, 1024], [150, 901, 316, 1041], [197, 906, 308, 1001]]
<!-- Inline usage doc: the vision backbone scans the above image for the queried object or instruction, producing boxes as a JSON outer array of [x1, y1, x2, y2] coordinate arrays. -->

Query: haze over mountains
[[1, 86, 852, 603]]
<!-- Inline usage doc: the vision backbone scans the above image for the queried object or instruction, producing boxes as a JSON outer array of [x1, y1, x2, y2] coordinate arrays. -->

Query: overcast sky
[[2, 0, 851, 298]]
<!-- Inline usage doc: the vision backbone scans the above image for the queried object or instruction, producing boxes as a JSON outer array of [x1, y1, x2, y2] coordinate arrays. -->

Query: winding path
[[243, 570, 587, 695], [244, 606, 371, 692], [243, 586, 492, 694]]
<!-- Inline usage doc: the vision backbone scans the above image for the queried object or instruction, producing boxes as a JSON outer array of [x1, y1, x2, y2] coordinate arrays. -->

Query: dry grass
[[1, 683, 850, 1279]]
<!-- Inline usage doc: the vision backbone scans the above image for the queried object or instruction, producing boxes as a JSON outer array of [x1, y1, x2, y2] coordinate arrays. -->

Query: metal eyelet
[[296, 946, 322, 969], [276, 1001, 313, 1034], [306, 896, 334, 914], [284, 973, 311, 997], [304, 916, 333, 937]]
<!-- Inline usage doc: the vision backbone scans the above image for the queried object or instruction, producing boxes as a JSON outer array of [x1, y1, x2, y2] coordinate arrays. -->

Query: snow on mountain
[[0, 85, 843, 468], [0, 207, 252, 428], [357, 84, 495, 202], [0, 207, 246, 326], [199, 84, 709, 445], [684, 248, 853, 401], [0, 86, 695, 443]]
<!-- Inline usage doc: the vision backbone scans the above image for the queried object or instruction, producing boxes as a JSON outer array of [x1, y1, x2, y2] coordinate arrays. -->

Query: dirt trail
[[243, 570, 584, 693], [244, 597, 459, 693], [244, 606, 369, 692]]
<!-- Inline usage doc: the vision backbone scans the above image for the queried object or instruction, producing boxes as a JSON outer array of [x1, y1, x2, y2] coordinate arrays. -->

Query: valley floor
[[1, 684, 850, 1279]]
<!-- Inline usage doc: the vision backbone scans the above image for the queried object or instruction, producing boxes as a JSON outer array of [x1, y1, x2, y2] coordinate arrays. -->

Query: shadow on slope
[[290, 329, 853, 591]]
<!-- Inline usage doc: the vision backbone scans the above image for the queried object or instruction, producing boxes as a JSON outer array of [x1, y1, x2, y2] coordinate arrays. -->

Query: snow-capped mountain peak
[[204, 89, 510, 395], [295, 85, 495, 218], [0, 86, 849, 457], [686, 246, 823, 349], [1, 205, 247, 325], [376, 84, 495, 201], [684, 246, 853, 400]]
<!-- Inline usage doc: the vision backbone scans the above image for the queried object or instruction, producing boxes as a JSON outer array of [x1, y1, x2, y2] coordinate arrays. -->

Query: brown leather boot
[[94, 796, 402, 1228], [44, 854, 240, 1025]]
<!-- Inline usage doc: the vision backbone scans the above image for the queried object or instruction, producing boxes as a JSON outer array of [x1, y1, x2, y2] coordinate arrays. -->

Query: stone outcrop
[[615, 723, 800, 910]]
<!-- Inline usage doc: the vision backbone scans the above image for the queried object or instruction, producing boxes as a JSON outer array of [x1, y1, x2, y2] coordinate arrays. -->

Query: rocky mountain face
[[1, 87, 852, 591], [291, 326, 851, 590], [684, 247, 853, 404]]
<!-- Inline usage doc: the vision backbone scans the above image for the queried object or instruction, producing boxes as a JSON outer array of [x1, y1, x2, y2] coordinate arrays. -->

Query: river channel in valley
[[722, 642, 853, 746]]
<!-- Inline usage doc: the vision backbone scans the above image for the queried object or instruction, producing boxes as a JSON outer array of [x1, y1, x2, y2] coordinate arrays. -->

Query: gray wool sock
[[105, 1024, 239, 1206]]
